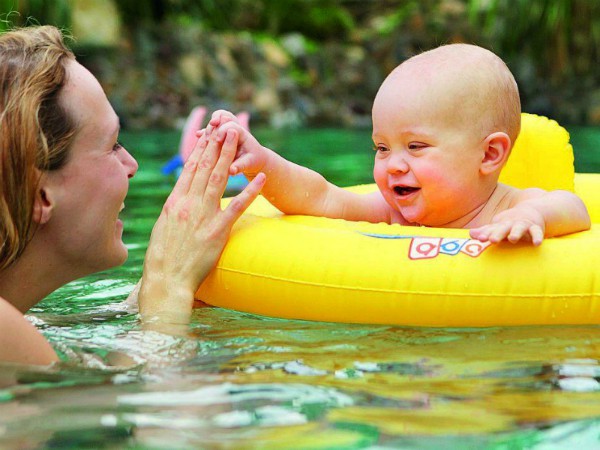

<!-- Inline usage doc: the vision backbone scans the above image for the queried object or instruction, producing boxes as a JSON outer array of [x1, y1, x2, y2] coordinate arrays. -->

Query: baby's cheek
[[372, 166, 385, 185], [428, 163, 464, 187], [374, 173, 391, 195]]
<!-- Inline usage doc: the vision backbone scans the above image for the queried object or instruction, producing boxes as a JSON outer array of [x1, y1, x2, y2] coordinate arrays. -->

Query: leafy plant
[[467, 0, 600, 83], [0, 0, 71, 30]]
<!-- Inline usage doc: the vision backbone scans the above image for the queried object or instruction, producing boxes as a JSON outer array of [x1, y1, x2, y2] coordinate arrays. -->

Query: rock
[[254, 88, 280, 114], [280, 33, 308, 58], [179, 54, 205, 89], [270, 109, 303, 129], [261, 40, 290, 68]]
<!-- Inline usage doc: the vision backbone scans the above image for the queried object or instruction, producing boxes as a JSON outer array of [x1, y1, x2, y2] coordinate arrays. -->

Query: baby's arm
[[470, 188, 591, 245], [209, 112, 391, 222]]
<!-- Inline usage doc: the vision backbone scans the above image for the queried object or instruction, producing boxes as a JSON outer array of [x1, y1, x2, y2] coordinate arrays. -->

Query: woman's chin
[[103, 241, 129, 270]]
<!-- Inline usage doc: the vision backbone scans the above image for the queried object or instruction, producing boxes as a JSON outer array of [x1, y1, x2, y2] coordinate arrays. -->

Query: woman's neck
[[0, 237, 77, 313]]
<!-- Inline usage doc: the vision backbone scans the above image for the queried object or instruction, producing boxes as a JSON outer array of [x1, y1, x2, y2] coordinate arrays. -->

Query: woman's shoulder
[[0, 296, 58, 365]]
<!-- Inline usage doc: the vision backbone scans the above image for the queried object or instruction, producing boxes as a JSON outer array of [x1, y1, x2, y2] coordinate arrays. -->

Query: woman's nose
[[121, 148, 139, 179]]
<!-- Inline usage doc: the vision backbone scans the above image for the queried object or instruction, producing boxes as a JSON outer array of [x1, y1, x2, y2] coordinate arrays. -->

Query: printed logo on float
[[359, 233, 492, 259]]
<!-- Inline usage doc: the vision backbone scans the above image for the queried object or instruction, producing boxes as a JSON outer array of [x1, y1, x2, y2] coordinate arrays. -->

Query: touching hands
[[203, 110, 272, 178], [469, 206, 545, 246], [138, 128, 266, 323]]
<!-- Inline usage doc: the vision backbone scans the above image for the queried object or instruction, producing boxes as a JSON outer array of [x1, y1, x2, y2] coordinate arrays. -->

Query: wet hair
[[0, 26, 76, 270]]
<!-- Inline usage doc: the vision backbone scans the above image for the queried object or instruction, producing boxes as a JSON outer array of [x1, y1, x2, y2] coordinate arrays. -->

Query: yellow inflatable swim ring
[[196, 114, 600, 327]]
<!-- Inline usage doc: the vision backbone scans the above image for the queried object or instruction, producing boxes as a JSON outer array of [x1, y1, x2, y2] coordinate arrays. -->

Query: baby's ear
[[480, 132, 511, 175]]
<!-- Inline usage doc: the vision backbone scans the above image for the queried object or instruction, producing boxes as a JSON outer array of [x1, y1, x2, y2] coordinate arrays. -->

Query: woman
[[0, 26, 265, 365]]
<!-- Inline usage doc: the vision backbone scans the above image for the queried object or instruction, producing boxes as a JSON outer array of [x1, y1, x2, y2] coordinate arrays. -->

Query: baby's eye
[[408, 142, 427, 151], [373, 144, 389, 153], [113, 140, 123, 152]]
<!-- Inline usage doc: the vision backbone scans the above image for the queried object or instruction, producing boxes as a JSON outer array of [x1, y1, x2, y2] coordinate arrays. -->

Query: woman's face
[[42, 60, 138, 276]]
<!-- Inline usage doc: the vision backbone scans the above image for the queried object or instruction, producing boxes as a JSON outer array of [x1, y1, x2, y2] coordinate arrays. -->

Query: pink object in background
[[179, 107, 250, 162], [179, 106, 207, 163]]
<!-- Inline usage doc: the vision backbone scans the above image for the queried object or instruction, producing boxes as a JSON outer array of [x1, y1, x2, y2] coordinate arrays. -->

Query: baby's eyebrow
[[401, 127, 430, 136]]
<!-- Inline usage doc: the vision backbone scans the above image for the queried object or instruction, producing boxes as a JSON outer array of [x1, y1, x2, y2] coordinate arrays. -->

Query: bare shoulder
[[0, 296, 58, 365], [495, 183, 546, 209], [510, 185, 548, 205]]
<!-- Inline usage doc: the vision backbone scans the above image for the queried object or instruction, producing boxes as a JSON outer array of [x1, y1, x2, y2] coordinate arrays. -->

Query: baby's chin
[[394, 205, 429, 226], [397, 205, 456, 228]]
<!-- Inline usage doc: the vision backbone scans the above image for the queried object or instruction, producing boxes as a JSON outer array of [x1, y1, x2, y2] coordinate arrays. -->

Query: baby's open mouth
[[393, 186, 420, 196]]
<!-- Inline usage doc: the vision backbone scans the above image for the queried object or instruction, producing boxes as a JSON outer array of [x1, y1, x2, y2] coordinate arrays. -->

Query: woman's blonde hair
[[0, 26, 76, 270]]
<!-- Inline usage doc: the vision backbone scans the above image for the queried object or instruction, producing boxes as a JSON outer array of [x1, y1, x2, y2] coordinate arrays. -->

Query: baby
[[205, 44, 590, 245]]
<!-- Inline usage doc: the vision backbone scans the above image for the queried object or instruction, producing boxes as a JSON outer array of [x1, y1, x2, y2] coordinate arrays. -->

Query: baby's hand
[[214, 121, 270, 178], [204, 109, 249, 137], [469, 208, 545, 246]]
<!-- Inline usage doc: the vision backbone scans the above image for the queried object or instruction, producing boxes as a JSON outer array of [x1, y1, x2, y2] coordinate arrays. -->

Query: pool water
[[1, 127, 599, 449]]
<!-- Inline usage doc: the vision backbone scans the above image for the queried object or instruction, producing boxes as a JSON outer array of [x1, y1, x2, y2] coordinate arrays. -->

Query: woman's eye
[[113, 141, 123, 152]]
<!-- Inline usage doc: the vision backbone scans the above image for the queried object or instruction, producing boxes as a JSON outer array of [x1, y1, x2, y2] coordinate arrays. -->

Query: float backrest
[[500, 113, 575, 191]]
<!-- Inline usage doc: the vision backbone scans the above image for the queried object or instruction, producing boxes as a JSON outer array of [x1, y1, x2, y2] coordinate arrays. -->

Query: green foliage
[[115, 0, 354, 40], [467, 0, 600, 82], [0, 0, 71, 30], [373, 1, 421, 35]]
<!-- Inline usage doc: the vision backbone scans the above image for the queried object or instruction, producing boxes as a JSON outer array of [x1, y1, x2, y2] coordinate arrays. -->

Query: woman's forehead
[[61, 60, 118, 137]]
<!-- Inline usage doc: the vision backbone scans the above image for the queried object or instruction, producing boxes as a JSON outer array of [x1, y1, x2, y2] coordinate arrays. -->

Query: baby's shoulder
[[473, 184, 529, 225], [496, 184, 547, 208]]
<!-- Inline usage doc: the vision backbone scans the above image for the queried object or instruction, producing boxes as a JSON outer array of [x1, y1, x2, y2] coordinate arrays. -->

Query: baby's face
[[371, 72, 490, 227]]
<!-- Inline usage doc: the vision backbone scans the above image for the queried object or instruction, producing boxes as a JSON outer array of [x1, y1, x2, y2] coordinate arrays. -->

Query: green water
[[1, 127, 599, 449]]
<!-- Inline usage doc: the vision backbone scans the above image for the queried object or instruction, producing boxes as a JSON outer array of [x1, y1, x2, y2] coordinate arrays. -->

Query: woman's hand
[[138, 129, 265, 326]]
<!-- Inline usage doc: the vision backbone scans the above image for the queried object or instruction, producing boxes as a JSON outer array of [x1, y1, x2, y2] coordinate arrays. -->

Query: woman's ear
[[480, 132, 511, 175], [32, 185, 53, 225]]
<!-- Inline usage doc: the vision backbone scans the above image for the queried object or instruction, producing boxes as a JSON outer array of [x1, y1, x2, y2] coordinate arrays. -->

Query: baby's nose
[[387, 152, 409, 173]]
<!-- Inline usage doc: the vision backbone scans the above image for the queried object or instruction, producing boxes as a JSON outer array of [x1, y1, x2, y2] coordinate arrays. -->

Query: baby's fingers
[[469, 225, 493, 242], [529, 225, 544, 246], [487, 222, 513, 243], [470, 223, 510, 243], [506, 222, 531, 243], [207, 110, 238, 134], [230, 153, 257, 176]]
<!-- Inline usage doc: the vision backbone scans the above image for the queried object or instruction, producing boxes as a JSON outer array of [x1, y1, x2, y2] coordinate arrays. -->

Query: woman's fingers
[[222, 173, 266, 225], [202, 129, 239, 209], [165, 131, 208, 209], [188, 132, 224, 199]]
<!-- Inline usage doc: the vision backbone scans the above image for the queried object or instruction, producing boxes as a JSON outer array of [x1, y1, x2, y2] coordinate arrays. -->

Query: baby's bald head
[[378, 44, 521, 145]]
